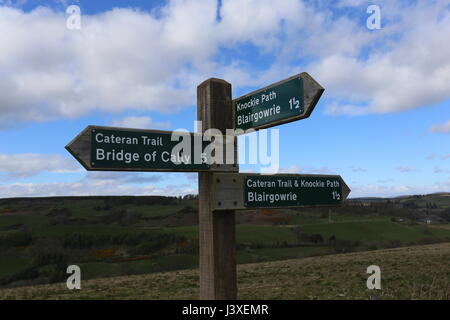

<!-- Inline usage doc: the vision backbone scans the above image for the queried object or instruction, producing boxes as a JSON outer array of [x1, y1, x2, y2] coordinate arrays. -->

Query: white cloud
[[396, 166, 415, 173], [335, 0, 368, 7], [0, 3, 218, 128], [0, 180, 195, 198], [434, 166, 450, 174], [1, 0, 450, 129], [430, 120, 450, 134], [0, 153, 81, 178], [350, 167, 368, 173], [279, 165, 335, 174], [304, 166, 335, 174], [376, 179, 394, 183], [350, 179, 450, 198], [311, 1, 450, 115], [54, 0, 80, 7], [110, 116, 170, 129], [0, 170, 196, 198], [280, 165, 302, 174], [85, 171, 165, 184]]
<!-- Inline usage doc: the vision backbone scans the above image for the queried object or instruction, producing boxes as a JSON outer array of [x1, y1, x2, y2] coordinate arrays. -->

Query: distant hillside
[[1, 192, 450, 207], [351, 193, 450, 207], [350, 197, 387, 202], [351, 192, 450, 201], [1, 243, 449, 300]]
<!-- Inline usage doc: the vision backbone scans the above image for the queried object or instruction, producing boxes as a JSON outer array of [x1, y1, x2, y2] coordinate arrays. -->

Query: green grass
[[237, 246, 332, 264], [2, 198, 450, 290], [126, 199, 198, 218], [62, 246, 333, 281], [50, 199, 102, 218], [163, 225, 298, 245], [0, 256, 32, 279], [425, 226, 450, 239], [163, 226, 198, 239], [58, 198, 198, 219], [31, 223, 173, 238], [399, 195, 450, 208], [79, 254, 199, 279], [126, 204, 185, 218], [328, 214, 389, 223], [289, 213, 389, 225], [0, 215, 49, 230], [2, 243, 449, 300], [51, 200, 191, 219], [280, 212, 320, 224], [40, 224, 137, 237], [103, 220, 450, 251], [236, 225, 297, 244], [301, 221, 450, 242]]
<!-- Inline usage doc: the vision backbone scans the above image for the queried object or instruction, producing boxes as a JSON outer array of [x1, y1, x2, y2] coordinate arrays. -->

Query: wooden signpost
[[66, 72, 350, 300], [197, 78, 238, 300]]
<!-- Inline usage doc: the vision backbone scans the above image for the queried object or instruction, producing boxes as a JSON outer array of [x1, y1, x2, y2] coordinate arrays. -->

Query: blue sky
[[0, 0, 449, 198]]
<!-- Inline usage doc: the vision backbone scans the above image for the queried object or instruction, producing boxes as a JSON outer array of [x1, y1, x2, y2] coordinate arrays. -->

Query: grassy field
[[398, 194, 450, 209], [301, 220, 450, 242], [164, 222, 450, 244], [50, 247, 332, 281], [2, 214, 450, 283], [0, 257, 31, 279], [1, 194, 449, 288], [1, 243, 448, 300]]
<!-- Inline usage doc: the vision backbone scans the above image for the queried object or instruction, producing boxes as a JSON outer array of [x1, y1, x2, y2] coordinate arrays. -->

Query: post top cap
[[197, 77, 230, 88]]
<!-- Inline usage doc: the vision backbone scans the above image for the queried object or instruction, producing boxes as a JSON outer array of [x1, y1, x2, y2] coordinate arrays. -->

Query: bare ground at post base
[[1, 242, 449, 300]]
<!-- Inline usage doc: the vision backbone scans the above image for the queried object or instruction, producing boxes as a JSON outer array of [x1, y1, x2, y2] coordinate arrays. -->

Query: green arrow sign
[[212, 173, 350, 210], [233, 72, 324, 132], [66, 126, 237, 172]]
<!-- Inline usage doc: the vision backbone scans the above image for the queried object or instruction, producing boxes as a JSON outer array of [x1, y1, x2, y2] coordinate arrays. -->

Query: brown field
[[1, 243, 449, 300]]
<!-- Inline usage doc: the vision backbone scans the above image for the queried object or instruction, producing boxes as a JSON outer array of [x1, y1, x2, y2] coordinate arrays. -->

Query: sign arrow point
[[65, 126, 92, 171], [341, 177, 351, 200], [300, 72, 325, 119]]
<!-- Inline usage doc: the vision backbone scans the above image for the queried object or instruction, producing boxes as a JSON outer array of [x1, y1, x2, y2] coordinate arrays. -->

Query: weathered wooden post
[[197, 78, 237, 300]]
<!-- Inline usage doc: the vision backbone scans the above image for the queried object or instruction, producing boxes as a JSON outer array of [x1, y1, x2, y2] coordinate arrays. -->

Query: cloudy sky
[[0, 0, 449, 198]]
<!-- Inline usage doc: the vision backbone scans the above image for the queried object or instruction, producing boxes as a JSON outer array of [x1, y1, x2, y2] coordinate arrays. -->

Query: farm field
[[1, 243, 448, 300]]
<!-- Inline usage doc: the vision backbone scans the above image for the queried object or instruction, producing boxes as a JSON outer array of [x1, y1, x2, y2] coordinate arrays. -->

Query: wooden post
[[197, 78, 237, 300]]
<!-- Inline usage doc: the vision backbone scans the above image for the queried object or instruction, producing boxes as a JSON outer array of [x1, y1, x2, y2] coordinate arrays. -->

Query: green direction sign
[[212, 173, 350, 210], [66, 126, 236, 172], [233, 72, 324, 132], [244, 175, 343, 207], [90, 127, 209, 171]]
